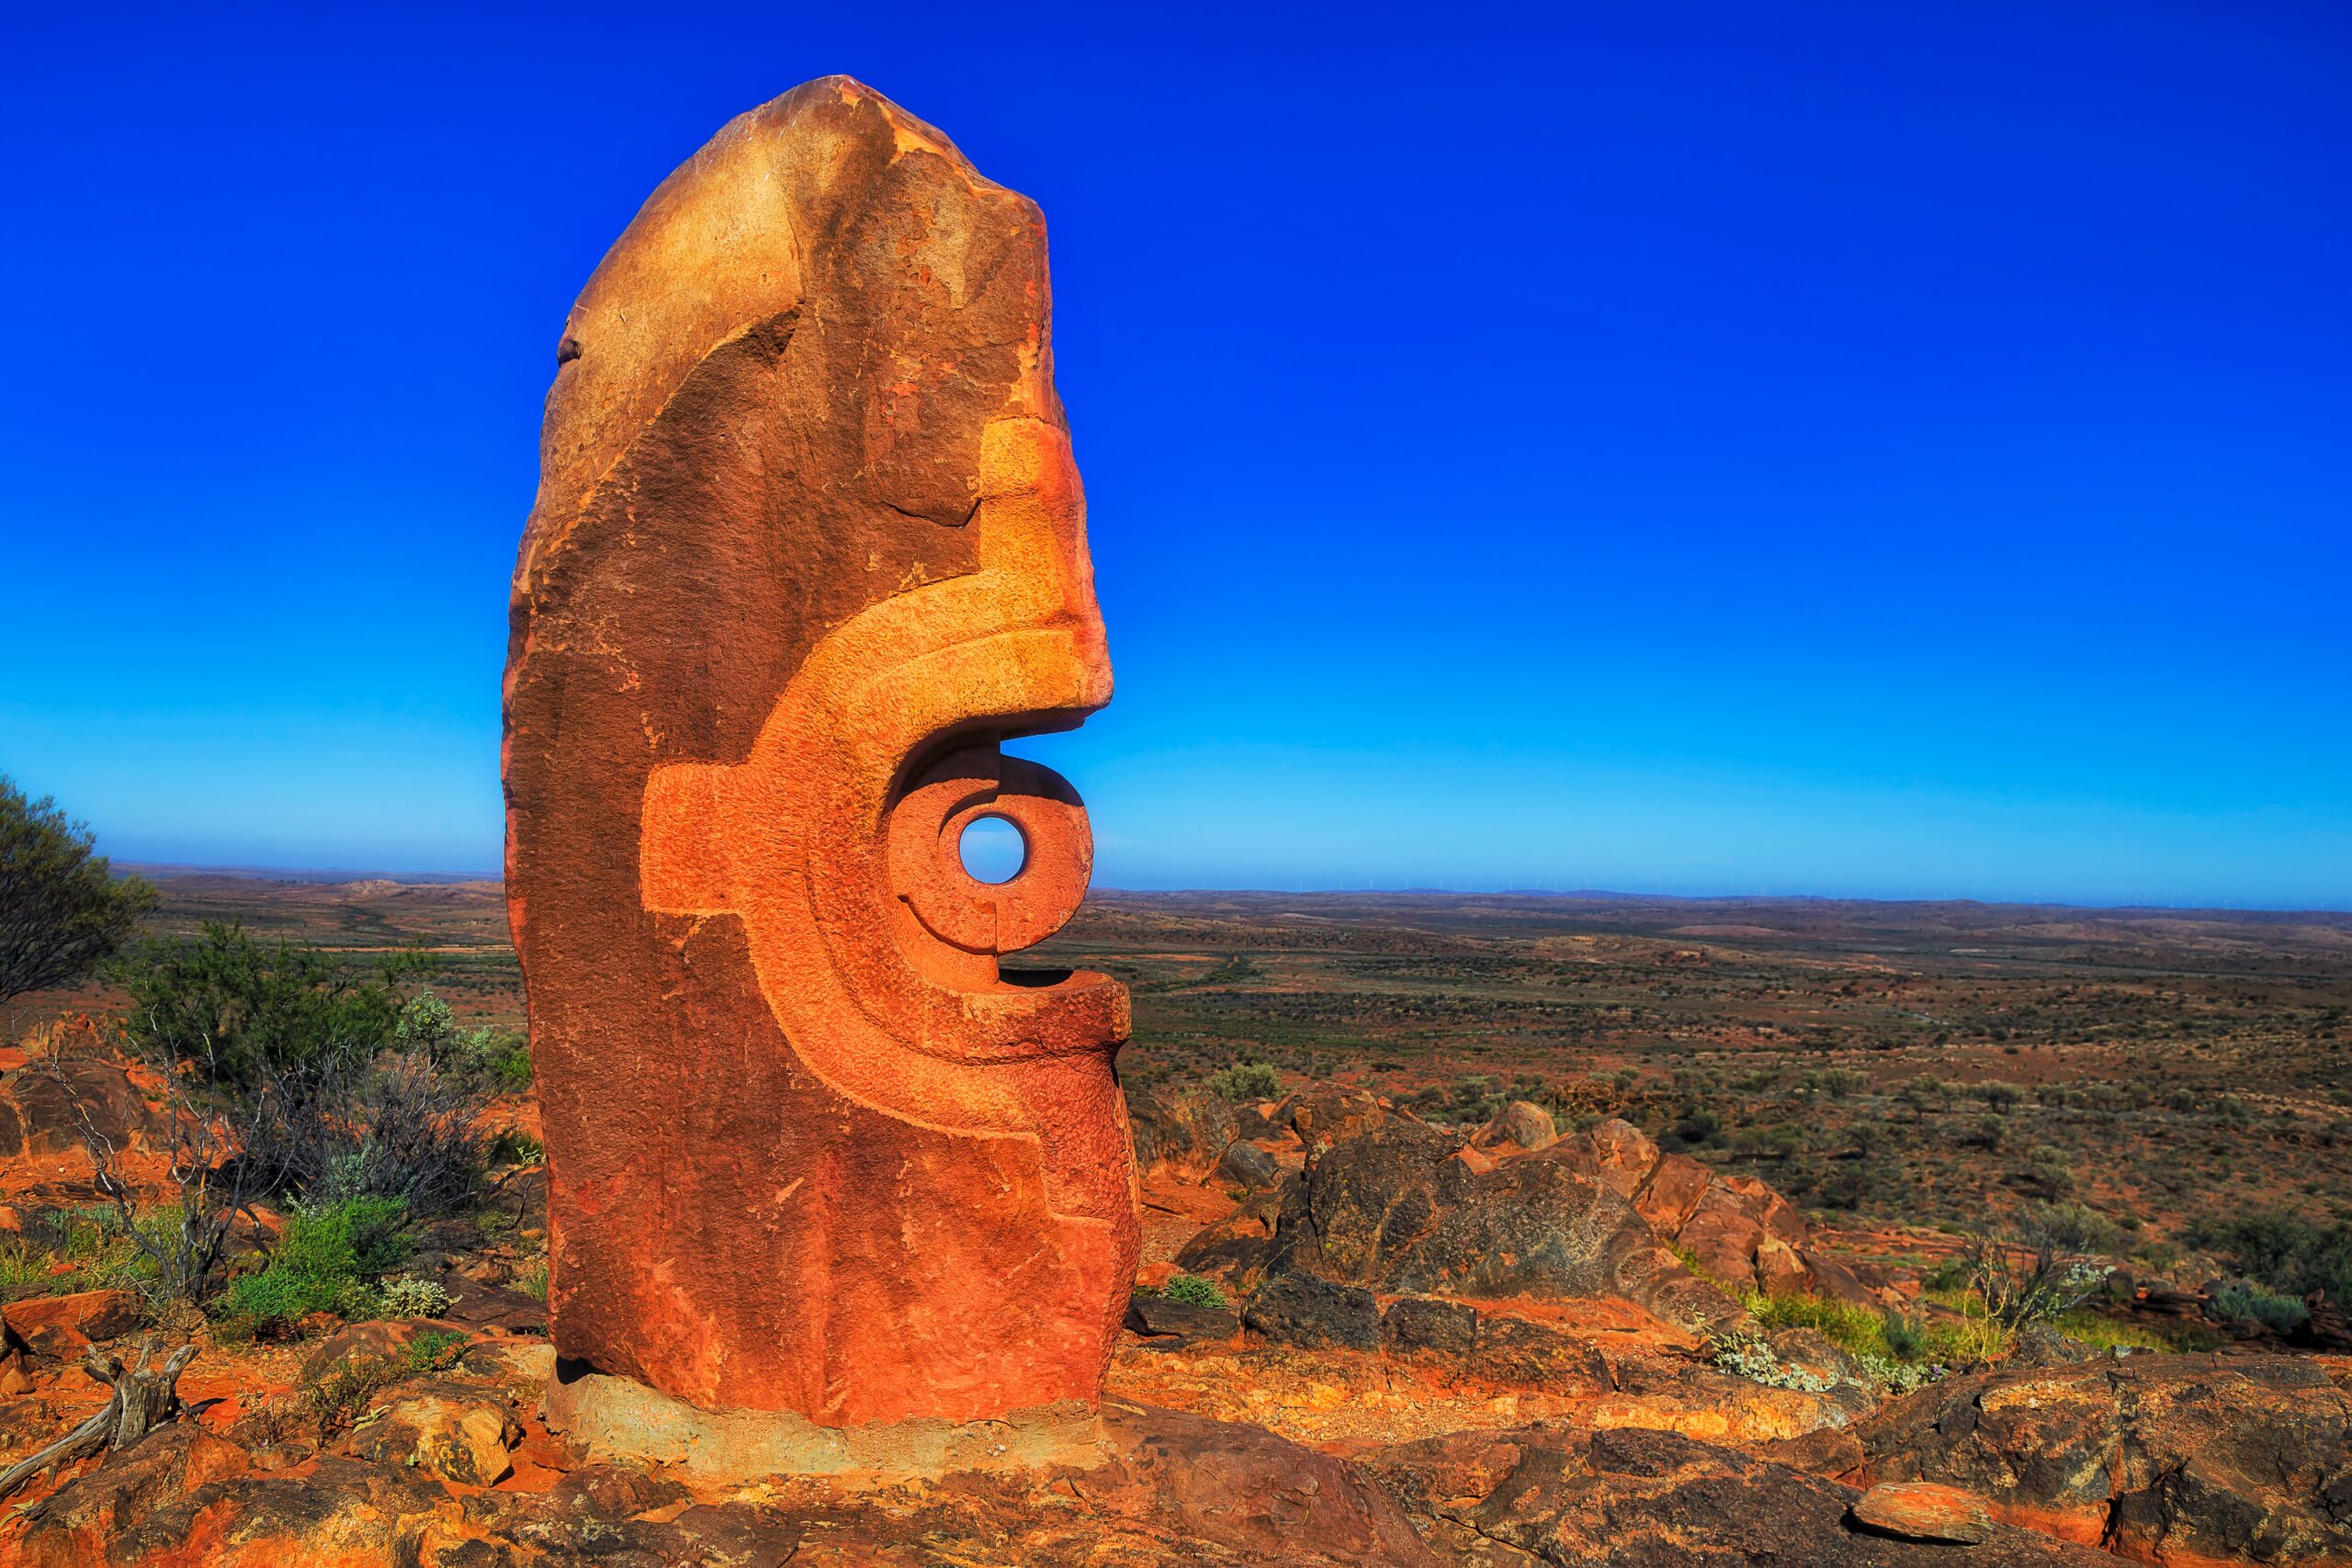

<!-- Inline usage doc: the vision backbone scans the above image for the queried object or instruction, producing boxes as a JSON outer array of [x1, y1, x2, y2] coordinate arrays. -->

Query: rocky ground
[[0, 1042, 2346, 1566]]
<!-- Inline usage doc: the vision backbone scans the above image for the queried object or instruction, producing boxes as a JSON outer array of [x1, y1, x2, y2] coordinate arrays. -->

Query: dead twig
[[0, 1337, 198, 1511]]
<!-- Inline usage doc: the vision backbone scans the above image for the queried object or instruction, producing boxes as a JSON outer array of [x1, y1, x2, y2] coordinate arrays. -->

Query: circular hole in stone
[[958, 814, 1027, 885]]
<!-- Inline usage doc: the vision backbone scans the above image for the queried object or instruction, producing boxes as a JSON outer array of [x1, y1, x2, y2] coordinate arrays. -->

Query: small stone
[[1850, 1481, 1995, 1544]]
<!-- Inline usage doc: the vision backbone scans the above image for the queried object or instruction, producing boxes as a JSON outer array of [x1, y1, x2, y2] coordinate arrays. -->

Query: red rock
[[1633, 1151, 1714, 1235], [1577, 1117, 1664, 1196], [352, 1383, 521, 1486], [298, 1318, 456, 1383], [1469, 1100, 1557, 1154], [503, 76, 1135, 1428], [1852, 1481, 1995, 1544], [1367, 1424, 2113, 1565], [1859, 1353, 2352, 1563], [3, 1288, 141, 1357]]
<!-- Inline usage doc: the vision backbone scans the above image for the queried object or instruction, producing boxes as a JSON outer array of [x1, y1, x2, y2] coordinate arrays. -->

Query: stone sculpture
[[503, 76, 1136, 1429]]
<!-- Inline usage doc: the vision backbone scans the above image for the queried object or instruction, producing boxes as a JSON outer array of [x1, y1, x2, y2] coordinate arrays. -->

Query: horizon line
[[109, 862, 2352, 919]]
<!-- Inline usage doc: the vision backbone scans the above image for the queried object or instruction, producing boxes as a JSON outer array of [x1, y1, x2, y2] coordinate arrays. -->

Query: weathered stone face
[[503, 76, 1136, 1427]]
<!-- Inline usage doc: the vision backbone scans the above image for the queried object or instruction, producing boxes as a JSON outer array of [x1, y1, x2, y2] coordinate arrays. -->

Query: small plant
[[517, 1261, 549, 1303], [379, 1275, 451, 1319], [1958, 1224, 2111, 1329], [1709, 1330, 1833, 1393], [304, 1355, 401, 1439], [1160, 1273, 1229, 1309], [2212, 1280, 2309, 1334], [487, 1128, 545, 1167], [1856, 1351, 1935, 1394], [1206, 1062, 1281, 1102]]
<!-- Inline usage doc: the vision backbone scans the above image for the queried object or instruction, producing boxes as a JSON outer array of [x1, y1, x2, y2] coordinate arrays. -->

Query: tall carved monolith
[[503, 76, 1136, 1431]]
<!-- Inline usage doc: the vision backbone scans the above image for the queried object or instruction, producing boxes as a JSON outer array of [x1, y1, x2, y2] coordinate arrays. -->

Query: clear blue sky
[[3, 3, 2346, 904]]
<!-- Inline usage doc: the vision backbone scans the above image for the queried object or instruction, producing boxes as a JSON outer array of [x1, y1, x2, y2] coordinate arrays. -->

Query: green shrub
[[2212, 1280, 2309, 1334], [1206, 1062, 1281, 1102], [277, 1195, 411, 1280], [472, 1032, 535, 1093], [2191, 1210, 2352, 1302], [109, 922, 417, 1083], [1161, 1273, 1229, 1309], [213, 1196, 413, 1333]]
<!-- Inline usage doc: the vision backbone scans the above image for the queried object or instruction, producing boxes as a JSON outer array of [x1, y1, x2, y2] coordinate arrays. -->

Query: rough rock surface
[[352, 1382, 524, 1485], [503, 75, 1136, 1426], [1245, 1271, 1381, 1350], [1469, 1101, 1558, 1154], [1365, 1424, 2120, 1566], [1550, 1118, 1873, 1301], [0, 1055, 162, 1161], [1267, 1115, 1742, 1334], [1852, 1480, 1996, 1544], [6, 1403, 1439, 1567], [1857, 1352, 2352, 1564], [2, 1290, 143, 1359], [1129, 1089, 1240, 1181]]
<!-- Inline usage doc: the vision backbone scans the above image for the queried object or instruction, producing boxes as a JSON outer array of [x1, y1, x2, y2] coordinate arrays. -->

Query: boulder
[[1172, 1180, 1288, 1291], [351, 1382, 522, 1485], [1125, 1294, 1241, 1348], [1468, 1100, 1557, 1154], [1130, 1089, 1240, 1182], [299, 1318, 458, 1383], [1279, 1084, 1391, 1148], [1269, 1118, 1742, 1335], [1244, 1272, 1380, 1350], [1365, 1424, 2117, 1566], [2, 1288, 143, 1358], [1216, 1138, 1283, 1190], [1857, 1353, 2352, 1564], [0, 1056, 163, 1160]]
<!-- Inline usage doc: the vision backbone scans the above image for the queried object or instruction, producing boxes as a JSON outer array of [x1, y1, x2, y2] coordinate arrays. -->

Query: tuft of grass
[[1160, 1273, 1229, 1309], [2052, 1309, 2222, 1355], [1747, 1287, 2007, 1371]]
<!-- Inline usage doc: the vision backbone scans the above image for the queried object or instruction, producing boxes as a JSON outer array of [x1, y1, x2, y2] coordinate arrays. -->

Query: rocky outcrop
[[0, 1055, 162, 1161], [1174, 1180, 1288, 1291], [1365, 1423, 2119, 1566], [5, 1402, 1440, 1567], [1856, 1353, 2352, 1564], [1551, 1118, 1881, 1303], [1129, 1088, 1240, 1181], [1, 1290, 142, 1360], [1469, 1100, 1558, 1154], [1265, 1116, 1742, 1335]]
